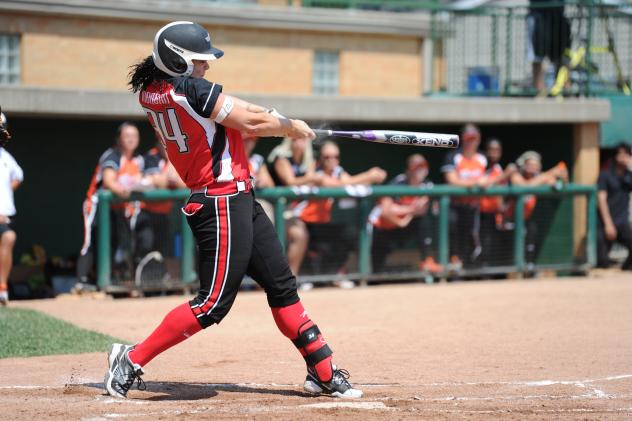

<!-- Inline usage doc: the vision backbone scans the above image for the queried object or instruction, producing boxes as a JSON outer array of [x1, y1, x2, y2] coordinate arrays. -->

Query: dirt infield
[[2, 274, 632, 419]]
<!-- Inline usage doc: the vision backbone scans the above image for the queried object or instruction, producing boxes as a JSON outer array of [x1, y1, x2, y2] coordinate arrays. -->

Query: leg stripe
[[206, 196, 231, 316], [194, 196, 230, 317], [191, 197, 220, 310]]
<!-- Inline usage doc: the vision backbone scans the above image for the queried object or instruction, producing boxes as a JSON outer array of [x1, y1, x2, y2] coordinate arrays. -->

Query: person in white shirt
[[0, 110, 23, 305]]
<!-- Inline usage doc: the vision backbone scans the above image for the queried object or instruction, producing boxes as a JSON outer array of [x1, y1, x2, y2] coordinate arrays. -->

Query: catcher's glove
[[0, 107, 11, 148]]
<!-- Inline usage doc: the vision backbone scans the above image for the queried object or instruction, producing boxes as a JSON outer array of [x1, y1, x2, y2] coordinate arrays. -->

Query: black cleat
[[104, 343, 145, 398], [303, 365, 363, 398]]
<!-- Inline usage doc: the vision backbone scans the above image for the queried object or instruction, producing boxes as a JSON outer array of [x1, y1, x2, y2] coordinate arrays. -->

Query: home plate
[[301, 401, 390, 410]]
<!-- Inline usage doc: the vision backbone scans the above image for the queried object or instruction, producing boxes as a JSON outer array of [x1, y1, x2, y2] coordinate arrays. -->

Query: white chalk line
[[0, 381, 390, 391], [413, 374, 632, 402], [3, 374, 631, 410], [97, 401, 394, 419], [1, 374, 630, 393], [411, 408, 632, 415], [96, 397, 149, 405], [301, 401, 391, 410], [96, 403, 632, 419], [5, 373, 627, 391], [407, 392, 629, 403], [3, 377, 629, 419], [422, 373, 632, 387]]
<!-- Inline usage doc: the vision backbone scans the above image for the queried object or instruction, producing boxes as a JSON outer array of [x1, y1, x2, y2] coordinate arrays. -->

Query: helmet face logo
[[165, 40, 185, 54], [153, 21, 224, 77]]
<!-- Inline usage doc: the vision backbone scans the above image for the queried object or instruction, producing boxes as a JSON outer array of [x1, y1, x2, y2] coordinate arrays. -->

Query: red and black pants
[[184, 190, 299, 328]]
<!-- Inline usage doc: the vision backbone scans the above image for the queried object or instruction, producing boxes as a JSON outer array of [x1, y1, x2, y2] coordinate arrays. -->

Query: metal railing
[[96, 189, 194, 291], [95, 184, 596, 290]]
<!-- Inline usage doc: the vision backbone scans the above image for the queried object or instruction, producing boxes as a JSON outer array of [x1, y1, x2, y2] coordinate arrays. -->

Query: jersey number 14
[[143, 107, 189, 153]]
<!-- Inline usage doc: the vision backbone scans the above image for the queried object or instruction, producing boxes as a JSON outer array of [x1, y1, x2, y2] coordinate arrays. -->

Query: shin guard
[[272, 301, 333, 382]]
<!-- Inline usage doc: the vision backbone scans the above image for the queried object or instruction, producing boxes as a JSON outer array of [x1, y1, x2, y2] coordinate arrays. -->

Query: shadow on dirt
[[83, 382, 314, 401]]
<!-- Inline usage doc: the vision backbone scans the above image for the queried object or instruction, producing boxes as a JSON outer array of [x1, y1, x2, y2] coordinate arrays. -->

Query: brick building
[[0, 0, 430, 96]]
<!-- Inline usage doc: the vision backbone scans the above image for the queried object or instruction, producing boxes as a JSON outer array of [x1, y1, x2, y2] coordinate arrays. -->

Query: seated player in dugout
[[507, 150, 568, 269], [104, 21, 362, 399], [76, 122, 154, 292], [294, 141, 386, 285], [266, 135, 322, 276], [143, 135, 187, 256], [370, 154, 442, 274], [441, 124, 488, 269]]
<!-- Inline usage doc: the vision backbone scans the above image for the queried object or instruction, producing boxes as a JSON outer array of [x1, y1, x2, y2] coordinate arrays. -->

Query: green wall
[[601, 96, 632, 148]]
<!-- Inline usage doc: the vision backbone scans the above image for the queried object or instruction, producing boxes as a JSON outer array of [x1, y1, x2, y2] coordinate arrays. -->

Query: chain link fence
[[434, 1, 632, 96]]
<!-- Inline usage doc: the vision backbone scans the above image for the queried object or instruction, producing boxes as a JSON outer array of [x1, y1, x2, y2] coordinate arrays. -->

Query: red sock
[[128, 303, 202, 367], [272, 301, 333, 382]]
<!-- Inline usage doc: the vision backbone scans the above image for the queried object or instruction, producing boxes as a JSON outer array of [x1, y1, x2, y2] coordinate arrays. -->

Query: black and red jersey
[[139, 77, 249, 190], [84, 147, 145, 204], [81, 148, 145, 255]]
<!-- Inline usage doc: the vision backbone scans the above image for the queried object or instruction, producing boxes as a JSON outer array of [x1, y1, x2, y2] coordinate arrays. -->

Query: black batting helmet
[[152, 21, 224, 77]]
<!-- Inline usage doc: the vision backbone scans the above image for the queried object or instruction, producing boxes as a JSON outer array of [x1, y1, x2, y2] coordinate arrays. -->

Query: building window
[[313, 50, 339, 95], [0, 34, 20, 85]]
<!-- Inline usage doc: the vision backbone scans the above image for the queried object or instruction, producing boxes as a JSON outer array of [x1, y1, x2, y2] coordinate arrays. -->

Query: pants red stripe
[[193, 197, 229, 316]]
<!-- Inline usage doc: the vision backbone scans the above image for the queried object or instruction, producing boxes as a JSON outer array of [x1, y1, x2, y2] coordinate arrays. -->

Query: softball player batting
[[104, 21, 361, 399]]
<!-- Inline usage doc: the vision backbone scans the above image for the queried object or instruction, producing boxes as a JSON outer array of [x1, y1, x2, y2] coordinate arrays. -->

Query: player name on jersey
[[141, 91, 170, 105]]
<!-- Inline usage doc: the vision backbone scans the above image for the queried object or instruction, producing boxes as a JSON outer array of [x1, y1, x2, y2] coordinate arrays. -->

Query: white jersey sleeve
[[5, 150, 23, 183]]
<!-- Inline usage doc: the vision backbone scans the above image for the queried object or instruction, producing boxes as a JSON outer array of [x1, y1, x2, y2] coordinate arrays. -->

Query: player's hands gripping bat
[[0, 107, 11, 148], [314, 129, 459, 149]]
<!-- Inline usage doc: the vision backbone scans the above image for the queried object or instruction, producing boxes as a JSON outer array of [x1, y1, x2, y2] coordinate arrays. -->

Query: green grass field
[[0, 307, 124, 359]]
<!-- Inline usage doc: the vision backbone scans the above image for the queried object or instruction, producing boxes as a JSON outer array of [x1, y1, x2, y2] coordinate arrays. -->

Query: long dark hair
[[128, 55, 168, 93]]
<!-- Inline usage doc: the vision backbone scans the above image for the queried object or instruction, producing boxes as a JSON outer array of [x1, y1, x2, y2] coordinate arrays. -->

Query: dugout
[[2, 88, 608, 273]]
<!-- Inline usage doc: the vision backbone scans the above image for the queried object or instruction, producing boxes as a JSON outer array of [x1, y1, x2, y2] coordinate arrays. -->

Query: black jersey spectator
[[597, 143, 632, 270], [76, 122, 152, 291]]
